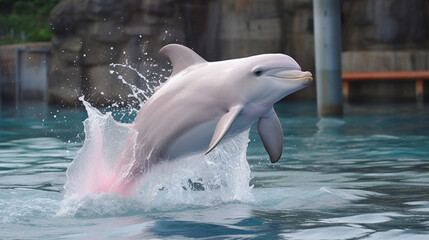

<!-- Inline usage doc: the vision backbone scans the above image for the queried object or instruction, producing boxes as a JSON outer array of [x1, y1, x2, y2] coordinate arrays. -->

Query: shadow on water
[[150, 220, 252, 238], [315, 117, 345, 136]]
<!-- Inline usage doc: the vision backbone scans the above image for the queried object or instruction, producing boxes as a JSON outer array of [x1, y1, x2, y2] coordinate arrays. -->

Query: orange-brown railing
[[342, 70, 429, 101]]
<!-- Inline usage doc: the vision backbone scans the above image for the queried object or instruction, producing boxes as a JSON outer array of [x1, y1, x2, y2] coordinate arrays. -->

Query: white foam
[[135, 130, 253, 210], [409, 208, 429, 212], [58, 130, 253, 217], [0, 190, 60, 224], [404, 201, 429, 206]]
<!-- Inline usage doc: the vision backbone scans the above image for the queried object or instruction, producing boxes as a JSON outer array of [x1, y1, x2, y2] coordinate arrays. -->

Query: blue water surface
[[1, 102, 429, 239]]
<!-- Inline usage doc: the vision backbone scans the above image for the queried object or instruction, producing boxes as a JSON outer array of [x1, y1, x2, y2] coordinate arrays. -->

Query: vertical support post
[[416, 79, 423, 103], [0, 82, 1, 114], [42, 52, 48, 103], [313, 0, 343, 117], [15, 48, 21, 107]]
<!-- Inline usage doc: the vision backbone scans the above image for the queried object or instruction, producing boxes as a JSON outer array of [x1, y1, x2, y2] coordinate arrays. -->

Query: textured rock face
[[48, 0, 184, 106], [48, 0, 318, 105], [48, 0, 429, 105], [342, 0, 429, 51]]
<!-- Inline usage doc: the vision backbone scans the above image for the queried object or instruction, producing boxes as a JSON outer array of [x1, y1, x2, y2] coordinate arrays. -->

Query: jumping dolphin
[[109, 44, 312, 194]]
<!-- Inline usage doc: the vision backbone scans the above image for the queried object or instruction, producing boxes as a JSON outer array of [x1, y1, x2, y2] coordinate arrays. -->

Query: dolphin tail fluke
[[257, 108, 283, 163], [206, 105, 243, 155]]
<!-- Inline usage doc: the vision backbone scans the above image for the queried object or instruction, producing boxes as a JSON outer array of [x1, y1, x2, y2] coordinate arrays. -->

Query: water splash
[[64, 96, 137, 196], [135, 129, 253, 210], [108, 58, 171, 107], [60, 59, 253, 216], [109, 61, 154, 106]]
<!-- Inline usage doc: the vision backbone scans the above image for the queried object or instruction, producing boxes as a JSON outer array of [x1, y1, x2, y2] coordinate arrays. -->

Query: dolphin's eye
[[253, 69, 264, 77]]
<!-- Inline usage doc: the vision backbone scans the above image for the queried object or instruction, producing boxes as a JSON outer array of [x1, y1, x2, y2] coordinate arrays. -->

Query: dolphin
[[108, 44, 312, 194]]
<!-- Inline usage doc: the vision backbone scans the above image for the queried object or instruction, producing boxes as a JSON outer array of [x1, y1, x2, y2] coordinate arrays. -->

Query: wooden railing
[[342, 70, 429, 102]]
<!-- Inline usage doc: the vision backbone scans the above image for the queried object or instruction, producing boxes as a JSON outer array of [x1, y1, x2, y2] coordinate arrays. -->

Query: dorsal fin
[[159, 44, 207, 77]]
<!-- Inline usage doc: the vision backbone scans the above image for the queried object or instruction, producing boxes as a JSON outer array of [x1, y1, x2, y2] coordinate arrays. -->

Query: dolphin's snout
[[302, 71, 312, 78], [271, 70, 313, 84], [292, 71, 313, 83], [301, 71, 313, 84]]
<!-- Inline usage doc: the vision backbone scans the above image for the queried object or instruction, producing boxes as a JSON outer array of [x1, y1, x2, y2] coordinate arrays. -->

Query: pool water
[[1, 102, 429, 239]]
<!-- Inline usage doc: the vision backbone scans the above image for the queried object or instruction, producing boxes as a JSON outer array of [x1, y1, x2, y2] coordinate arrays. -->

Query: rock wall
[[342, 0, 429, 51], [49, 0, 185, 106], [47, 0, 429, 106]]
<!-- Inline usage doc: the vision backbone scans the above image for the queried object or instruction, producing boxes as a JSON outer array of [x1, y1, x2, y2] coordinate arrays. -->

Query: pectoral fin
[[258, 108, 283, 163], [206, 106, 243, 155]]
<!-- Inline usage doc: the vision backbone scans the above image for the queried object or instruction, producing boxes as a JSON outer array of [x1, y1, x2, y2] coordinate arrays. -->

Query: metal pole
[[15, 48, 21, 107], [313, 0, 343, 117], [42, 53, 48, 104]]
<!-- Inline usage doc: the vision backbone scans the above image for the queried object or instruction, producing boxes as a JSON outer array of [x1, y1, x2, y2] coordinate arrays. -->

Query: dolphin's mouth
[[270, 70, 313, 84]]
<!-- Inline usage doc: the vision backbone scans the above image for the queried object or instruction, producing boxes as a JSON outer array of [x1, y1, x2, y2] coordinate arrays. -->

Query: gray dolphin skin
[[114, 44, 312, 194]]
